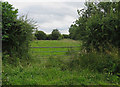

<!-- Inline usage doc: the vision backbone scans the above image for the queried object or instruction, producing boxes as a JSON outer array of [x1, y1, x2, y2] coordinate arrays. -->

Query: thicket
[[69, 1, 120, 52], [2, 1, 36, 63], [62, 34, 70, 39], [69, 1, 120, 77], [0, 1, 2, 52], [35, 30, 47, 40]]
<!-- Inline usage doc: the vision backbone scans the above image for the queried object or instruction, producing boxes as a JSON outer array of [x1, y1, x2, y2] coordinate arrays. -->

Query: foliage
[[58, 35, 64, 40], [51, 29, 61, 40], [2, 52, 120, 85], [2, 39, 120, 85], [35, 30, 47, 40], [2, 1, 36, 61], [46, 34, 52, 40], [69, 1, 120, 52], [62, 34, 70, 39], [66, 45, 120, 76], [4, 62, 117, 85], [0, 1, 2, 52], [34, 29, 65, 40]]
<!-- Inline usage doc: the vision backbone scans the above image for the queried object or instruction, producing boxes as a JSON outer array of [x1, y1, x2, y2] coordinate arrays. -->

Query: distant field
[[30, 39, 81, 57], [30, 39, 81, 47]]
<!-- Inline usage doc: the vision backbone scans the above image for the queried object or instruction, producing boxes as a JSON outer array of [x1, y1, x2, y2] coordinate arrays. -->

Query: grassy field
[[30, 39, 81, 57], [30, 39, 81, 47], [2, 39, 120, 85]]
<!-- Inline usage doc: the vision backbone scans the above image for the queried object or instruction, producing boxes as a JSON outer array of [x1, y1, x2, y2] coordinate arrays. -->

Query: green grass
[[2, 39, 120, 85], [2, 56, 119, 85], [2, 63, 115, 85], [30, 39, 81, 57], [30, 39, 81, 47]]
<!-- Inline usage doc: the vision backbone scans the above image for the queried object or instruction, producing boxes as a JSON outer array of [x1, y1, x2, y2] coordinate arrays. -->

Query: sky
[[3, 0, 85, 34]]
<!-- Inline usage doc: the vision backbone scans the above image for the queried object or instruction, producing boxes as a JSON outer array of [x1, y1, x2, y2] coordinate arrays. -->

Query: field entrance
[[30, 39, 81, 60]]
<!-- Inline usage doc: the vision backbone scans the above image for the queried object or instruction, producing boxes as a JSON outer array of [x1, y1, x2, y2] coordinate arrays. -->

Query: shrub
[[2, 1, 36, 61], [35, 31, 47, 40], [46, 34, 52, 40], [62, 34, 70, 39], [51, 29, 61, 40], [69, 2, 120, 52], [67, 46, 120, 75], [58, 35, 64, 40]]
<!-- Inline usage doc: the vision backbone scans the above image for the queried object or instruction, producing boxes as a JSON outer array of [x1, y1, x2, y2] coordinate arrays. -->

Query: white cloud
[[38, 15, 75, 34], [3, 0, 85, 34]]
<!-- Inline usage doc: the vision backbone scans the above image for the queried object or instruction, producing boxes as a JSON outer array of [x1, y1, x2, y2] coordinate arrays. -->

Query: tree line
[[34, 29, 70, 40]]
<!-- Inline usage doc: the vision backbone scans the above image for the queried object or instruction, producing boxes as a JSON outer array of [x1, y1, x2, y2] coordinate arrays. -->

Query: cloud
[[4, 0, 86, 2], [39, 15, 75, 33], [4, 0, 85, 34]]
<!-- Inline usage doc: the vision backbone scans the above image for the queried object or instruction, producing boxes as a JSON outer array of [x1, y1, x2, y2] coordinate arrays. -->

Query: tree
[[35, 30, 47, 40], [2, 1, 36, 60], [51, 29, 61, 40], [62, 34, 70, 39], [69, 1, 120, 52], [0, 1, 2, 52], [46, 34, 52, 40]]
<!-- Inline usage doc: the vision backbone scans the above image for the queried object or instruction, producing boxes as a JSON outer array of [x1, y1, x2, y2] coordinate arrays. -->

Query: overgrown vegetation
[[2, 0, 120, 85], [2, 1, 36, 63], [35, 30, 47, 40], [2, 40, 120, 85], [69, 1, 120, 52], [69, 1, 120, 76]]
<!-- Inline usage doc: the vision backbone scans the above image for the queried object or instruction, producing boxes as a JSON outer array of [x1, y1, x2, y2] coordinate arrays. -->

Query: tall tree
[[35, 30, 47, 40], [51, 29, 61, 40], [69, 1, 120, 52]]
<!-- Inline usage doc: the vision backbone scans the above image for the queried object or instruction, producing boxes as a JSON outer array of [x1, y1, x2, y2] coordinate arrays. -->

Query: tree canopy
[[35, 30, 47, 40], [69, 1, 120, 52], [51, 29, 61, 40], [2, 1, 36, 60]]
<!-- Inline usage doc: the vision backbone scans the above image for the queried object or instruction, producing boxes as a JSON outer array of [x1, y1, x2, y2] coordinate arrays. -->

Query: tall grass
[[2, 55, 119, 85], [2, 40, 120, 85], [66, 45, 120, 84]]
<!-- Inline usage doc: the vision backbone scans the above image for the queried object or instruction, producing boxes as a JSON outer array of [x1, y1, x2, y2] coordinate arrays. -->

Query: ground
[[2, 39, 120, 85]]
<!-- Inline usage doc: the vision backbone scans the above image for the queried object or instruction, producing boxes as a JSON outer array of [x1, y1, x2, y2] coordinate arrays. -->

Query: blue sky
[[4, 0, 85, 34]]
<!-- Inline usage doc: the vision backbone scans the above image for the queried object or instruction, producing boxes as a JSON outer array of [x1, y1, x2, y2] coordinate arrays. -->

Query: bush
[[2, 1, 36, 61], [35, 31, 47, 40], [58, 35, 64, 40], [67, 46, 120, 75], [51, 29, 61, 40], [46, 34, 52, 40], [69, 2, 120, 52], [62, 34, 70, 39]]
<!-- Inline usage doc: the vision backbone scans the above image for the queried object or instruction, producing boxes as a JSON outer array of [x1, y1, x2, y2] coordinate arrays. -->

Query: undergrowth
[[2, 42, 120, 85]]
